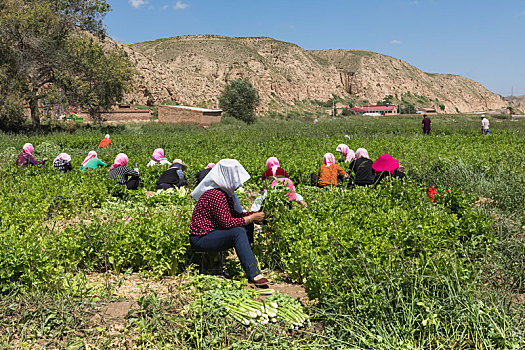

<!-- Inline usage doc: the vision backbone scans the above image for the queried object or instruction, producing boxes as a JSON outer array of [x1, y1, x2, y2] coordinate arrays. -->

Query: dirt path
[[87, 272, 309, 302]]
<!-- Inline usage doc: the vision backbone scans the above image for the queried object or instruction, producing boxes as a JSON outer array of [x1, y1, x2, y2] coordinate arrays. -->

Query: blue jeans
[[484, 128, 490, 135], [190, 226, 260, 279]]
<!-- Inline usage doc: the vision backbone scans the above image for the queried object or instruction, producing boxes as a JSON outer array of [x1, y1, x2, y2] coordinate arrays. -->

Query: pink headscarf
[[105, 134, 110, 139], [270, 178, 298, 201], [323, 153, 335, 167], [372, 154, 400, 175], [54, 153, 71, 163], [23, 143, 34, 155], [336, 144, 355, 162], [355, 148, 370, 159], [313, 119, 318, 124], [152, 148, 168, 162], [206, 163, 215, 169], [82, 151, 97, 166], [110, 153, 129, 170], [266, 157, 280, 176]]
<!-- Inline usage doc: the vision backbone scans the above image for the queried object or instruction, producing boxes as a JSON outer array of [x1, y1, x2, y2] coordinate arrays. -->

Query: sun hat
[[372, 154, 400, 175], [172, 159, 188, 170]]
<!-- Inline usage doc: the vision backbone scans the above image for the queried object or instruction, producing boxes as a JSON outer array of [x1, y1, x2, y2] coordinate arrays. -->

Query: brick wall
[[158, 106, 222, 126], [24, 108, 151, 122], [79, 109, 151, 121]]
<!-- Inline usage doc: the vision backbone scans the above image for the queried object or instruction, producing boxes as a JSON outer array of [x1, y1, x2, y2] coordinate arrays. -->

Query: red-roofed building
[[350, 105, 398, 116]]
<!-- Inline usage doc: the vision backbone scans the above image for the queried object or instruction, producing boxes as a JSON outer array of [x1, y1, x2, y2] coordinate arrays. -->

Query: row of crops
[[0, 115, 524, 348]]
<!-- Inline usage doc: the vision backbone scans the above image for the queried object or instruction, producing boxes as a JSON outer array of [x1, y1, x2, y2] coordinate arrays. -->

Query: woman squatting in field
[[189, 159, 269, 286]]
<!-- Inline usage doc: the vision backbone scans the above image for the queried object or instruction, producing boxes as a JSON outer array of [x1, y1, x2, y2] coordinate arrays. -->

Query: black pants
[[310, 173, 319, 186], [156, 183, 173, 190], [126, 177, 140, 190], [423, 129, 430, 135]]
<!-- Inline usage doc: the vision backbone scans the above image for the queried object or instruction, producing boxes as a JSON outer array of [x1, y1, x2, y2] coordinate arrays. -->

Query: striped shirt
[[53, 159, 72, 173], [108, 165, 139, 186]]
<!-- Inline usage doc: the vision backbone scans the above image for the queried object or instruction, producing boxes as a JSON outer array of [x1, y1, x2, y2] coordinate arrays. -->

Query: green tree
[[0, 0, 130, 128], [219, 79, 260, 124], [341, 108, 352, 116], [399, 103, 416, 114], [59, 36, 133, 122], [0, 40, 25, 131]]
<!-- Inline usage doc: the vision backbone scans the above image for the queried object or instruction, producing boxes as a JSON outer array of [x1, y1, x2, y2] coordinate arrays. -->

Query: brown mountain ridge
[[118, 35, 506, 114]]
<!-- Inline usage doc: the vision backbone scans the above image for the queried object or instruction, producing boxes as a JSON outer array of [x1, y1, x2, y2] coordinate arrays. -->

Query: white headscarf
[[191, 159, 250, 212]]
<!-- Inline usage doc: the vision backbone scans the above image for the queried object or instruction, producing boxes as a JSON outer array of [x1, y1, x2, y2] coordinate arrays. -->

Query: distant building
[[158, 105, 222, 127], [350, 105, 398, 116], [417, 107, 437, 114]]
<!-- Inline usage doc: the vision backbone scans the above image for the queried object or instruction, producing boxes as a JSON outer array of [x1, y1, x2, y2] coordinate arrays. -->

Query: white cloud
[[174, 1, 189, 10], [390, 40, 403, 45], [519, 11, 525, 16], [129, 0, 148, 9], [162, 4, 169, 10]]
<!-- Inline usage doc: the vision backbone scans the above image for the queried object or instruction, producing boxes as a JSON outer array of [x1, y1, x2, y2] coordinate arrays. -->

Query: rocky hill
[[119, 35, 506, 114], [311, 50, 506, 113], [505, 95, 525, 113]]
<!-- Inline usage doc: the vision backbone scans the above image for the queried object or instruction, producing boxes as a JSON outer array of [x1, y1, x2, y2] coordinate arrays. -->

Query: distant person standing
[[421, 114, 432, 135], [481, 115, 490, 135]]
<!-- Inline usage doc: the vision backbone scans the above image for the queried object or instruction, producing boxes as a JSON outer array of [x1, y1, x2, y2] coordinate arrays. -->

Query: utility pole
[[332, 100, 335, 117], [285, 100, 288, 119]]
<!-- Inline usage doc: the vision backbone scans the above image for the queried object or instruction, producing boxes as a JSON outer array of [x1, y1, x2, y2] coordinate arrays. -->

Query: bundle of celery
[[266, 291, 310, 329], [186, 275, 309, 329]]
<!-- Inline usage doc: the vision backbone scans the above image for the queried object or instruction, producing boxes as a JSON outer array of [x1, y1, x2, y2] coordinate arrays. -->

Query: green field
[[0, 115, 524, 348]]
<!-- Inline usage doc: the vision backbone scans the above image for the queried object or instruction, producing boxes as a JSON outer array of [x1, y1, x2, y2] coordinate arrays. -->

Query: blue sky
[[105, 0, 525, 96]]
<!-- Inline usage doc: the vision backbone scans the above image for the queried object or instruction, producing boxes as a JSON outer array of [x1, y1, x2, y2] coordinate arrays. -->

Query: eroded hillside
[[311, 50, 506, 113], [120, 35, 506, 113]]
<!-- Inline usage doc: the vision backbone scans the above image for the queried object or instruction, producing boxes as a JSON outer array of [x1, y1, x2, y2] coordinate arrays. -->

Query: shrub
[[400, 103, 416, 114], [219, 79, 260, 124], [341, 107, 352, 116], [0, 93, 25, 132]]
